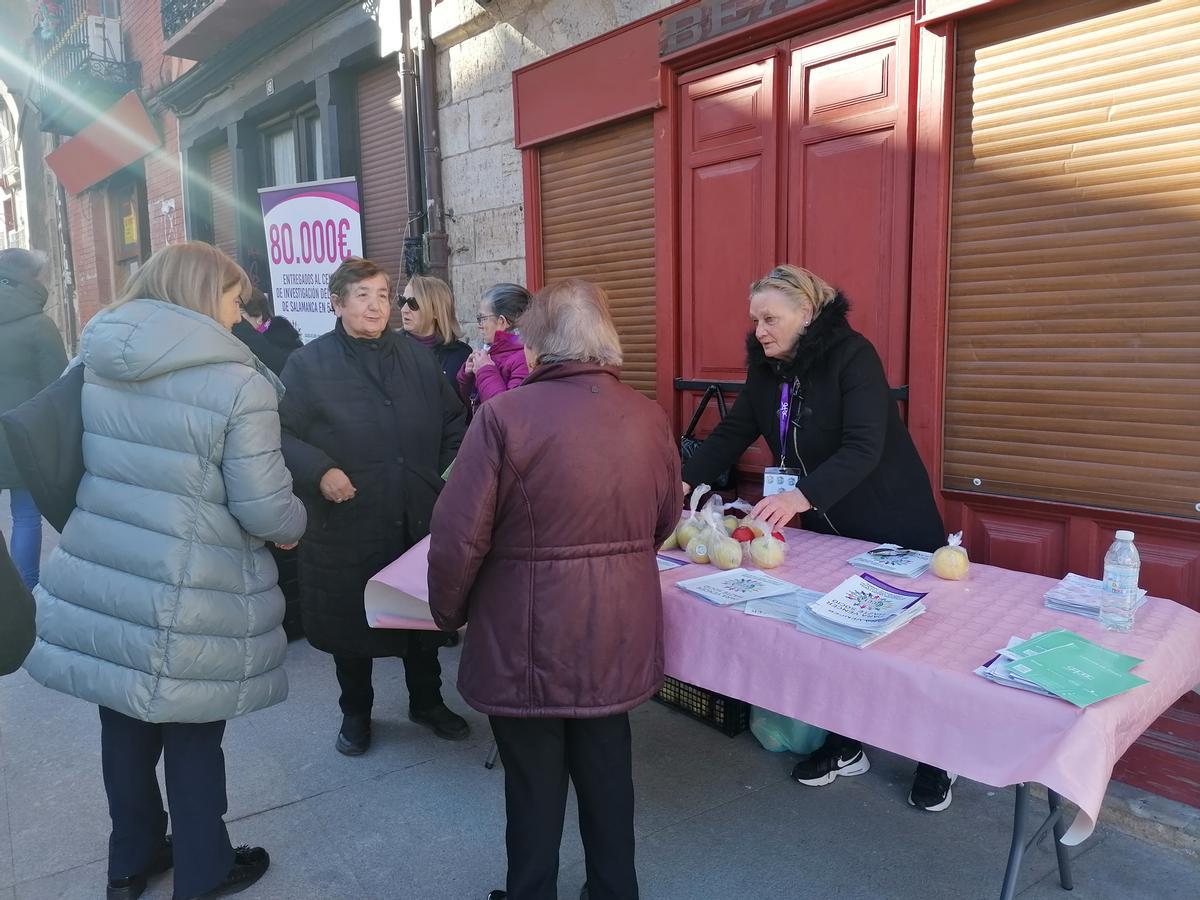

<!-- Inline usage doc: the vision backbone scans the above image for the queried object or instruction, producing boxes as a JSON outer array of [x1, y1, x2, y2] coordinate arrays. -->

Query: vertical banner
[[258, 176, 364, 343]]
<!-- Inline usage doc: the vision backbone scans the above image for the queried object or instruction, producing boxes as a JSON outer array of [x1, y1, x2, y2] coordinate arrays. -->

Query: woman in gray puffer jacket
[[23, 242, 306, 900]]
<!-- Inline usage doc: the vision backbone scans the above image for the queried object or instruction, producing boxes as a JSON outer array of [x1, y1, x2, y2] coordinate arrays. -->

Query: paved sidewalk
[[2, 508, 1197, 899]]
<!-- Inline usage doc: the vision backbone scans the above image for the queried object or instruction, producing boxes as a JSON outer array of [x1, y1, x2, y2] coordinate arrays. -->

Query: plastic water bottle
[[1100, 530, 1140, 632]]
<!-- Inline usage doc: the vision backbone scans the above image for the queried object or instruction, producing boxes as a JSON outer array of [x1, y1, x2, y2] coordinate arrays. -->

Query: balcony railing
[[31, 3, 140, 135], [162, 0, 217, 41], [161, 0, 291, 61]]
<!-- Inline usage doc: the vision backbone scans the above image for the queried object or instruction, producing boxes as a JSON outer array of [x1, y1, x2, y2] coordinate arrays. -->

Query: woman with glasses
[[457, 283, 532, 409], [278, 257, 470, 757], [680, 264, 954, 813], [399, 275, 471, 394]]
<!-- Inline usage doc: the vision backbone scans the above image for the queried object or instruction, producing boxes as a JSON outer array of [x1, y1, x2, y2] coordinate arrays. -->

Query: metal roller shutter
[[944, 0, 1200, 520], [540, 117, 657, 398], [207, 144, 236, 261], [357, 60, 408, 297]]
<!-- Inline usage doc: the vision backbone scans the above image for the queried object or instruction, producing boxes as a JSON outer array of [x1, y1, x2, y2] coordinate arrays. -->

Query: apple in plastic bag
[[749, 535, 786, 568], [710, 536, 743, 570], [686, 534, 711, 564]]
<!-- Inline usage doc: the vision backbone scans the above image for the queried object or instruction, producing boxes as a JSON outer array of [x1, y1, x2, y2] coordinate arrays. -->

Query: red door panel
[[679, 50, 781, 387], [787, 16, 914, 388]]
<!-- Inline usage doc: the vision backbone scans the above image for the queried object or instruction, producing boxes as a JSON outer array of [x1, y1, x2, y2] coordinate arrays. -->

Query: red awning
[[46, 92, 162, 195]]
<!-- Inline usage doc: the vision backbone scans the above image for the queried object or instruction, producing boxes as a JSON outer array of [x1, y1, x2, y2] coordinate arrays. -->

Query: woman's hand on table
[[320, 467, 357, 504], [751, 490, 812, 531]]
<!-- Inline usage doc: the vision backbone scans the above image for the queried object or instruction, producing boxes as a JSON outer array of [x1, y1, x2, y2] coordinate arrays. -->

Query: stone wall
[[429, 0, 674, 338]]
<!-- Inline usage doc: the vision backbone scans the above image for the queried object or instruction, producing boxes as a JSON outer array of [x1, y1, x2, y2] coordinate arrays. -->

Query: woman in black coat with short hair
[[279, 257, 468, 757], [682, 264, 954, 813]]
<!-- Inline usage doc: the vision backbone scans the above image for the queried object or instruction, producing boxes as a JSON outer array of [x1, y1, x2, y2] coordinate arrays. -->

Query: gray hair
[[521, 278, 623, 367]]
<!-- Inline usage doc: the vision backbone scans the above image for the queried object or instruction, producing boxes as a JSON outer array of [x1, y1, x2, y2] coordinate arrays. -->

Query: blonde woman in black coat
[[682, 264, 955, 812]]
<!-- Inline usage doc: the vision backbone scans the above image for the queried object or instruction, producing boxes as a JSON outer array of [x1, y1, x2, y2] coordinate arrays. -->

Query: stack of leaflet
[[742, 588, 824, 626], [675, 568, 799, 607], [1044, 573, 1148, 619], [974, 629, 1147, 707], [794, 573, 927, 648], [845, 545, 933, 579]]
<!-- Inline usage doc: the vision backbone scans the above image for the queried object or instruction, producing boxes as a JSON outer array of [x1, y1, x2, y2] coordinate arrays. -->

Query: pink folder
[[364, 535, 440, 631]]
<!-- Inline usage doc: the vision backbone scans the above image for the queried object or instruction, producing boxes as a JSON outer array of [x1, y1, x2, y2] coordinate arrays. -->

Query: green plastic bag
[[749, 706, 827, 755]]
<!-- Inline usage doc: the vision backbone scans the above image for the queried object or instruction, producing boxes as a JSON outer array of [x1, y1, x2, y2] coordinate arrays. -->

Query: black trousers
[[98, 706, 234, 900], [334, 633, 445, 716], [490, 713, 638, 900]]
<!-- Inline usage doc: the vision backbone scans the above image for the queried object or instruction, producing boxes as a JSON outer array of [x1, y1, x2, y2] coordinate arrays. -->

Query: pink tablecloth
[[659, 530, 1200, 844]]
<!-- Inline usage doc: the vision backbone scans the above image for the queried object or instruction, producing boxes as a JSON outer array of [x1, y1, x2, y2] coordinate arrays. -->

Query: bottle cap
[[1115, 530, 1135, 542]]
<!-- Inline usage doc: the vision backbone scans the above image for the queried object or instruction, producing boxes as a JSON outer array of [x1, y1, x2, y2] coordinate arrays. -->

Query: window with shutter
[[540, 117, 657, 398], [357, 61, 408, 291], [943, 0, 1200, 521], [207, 144, 236, 261]]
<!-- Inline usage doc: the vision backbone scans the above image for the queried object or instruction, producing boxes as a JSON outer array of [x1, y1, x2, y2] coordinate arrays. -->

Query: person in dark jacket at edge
[[0, 532, 36, 675], [429, 279, 682, 900], [279, 257, 470, 757], [681, 264, 957, 813], [231, 287, 302, 377], [0, 248, 67, 588], [399, 274, 472, 395], [232, 287, 304, 639]]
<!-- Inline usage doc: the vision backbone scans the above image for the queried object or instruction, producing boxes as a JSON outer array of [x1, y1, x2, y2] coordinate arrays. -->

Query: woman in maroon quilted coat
[[428, 279, 682, 900]]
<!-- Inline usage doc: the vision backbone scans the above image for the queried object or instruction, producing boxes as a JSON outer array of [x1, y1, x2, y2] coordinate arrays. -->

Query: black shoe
[[487, 892, 507, 900], [107, 836, 173, 899], [909, 765, 957, 812], [335, 713, 371, 756], [791, 735, 870, 786], [409, 702, 470, 741], [198, 846, 270, 897]]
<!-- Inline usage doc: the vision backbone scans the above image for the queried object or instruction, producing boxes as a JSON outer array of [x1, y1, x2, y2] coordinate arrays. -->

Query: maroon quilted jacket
[[428, 362, 682, 718]]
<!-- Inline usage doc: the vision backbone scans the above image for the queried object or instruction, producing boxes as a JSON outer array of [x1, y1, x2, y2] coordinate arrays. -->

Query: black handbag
[[679, 384, 733, 491]]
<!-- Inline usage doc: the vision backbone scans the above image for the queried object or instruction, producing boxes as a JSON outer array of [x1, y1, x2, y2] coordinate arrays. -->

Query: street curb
[[1030, 782, 1200, 858]]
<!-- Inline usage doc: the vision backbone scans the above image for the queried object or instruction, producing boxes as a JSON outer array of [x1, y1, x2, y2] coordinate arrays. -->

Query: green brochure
[[1004, 644, 1148, 708], [1005, 629, 1142, 672]]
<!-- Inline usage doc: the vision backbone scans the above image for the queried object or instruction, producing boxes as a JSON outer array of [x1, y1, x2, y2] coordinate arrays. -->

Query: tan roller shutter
[[943, 0, 1200, 520], [540, 117, 657, 398], [207, 144, 236, 260], [358, 60, 408, 299]]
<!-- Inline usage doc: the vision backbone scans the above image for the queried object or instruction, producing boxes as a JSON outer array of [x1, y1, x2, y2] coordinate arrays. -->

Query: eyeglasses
[[401, 297, 419, 311], [476, 313, 498, 325]]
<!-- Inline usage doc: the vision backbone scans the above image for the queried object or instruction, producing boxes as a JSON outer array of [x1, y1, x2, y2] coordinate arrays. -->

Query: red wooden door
[[679, 48, 782, 387], [787, 15, 914, 387], [677, 48, 783, 473]]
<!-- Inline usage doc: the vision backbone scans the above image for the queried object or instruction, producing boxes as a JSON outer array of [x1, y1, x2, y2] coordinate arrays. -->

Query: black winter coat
[[433, 338, 471, 394], [0, 267, 68, 488], [232, 316, 302, 376], [682, 295, 945, 552], [279, 321, 467, 657]]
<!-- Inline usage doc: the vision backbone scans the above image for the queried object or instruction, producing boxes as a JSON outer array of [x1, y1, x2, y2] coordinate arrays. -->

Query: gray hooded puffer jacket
[[24, 299, 307, 723]]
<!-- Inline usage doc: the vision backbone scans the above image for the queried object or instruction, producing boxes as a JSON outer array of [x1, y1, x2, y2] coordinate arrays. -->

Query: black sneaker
[[409, 703, 470, 741], [335, 713, 371, 756], [487, 892, 507, 900], [909, 766, 957, 812], [791, 736, 871, 786], [198, 846, 270, 897], [106, 836, 173, 900]]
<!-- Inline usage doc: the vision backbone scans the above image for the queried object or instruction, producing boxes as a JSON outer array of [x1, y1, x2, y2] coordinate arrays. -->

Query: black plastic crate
[[653, 676, 750, 737]]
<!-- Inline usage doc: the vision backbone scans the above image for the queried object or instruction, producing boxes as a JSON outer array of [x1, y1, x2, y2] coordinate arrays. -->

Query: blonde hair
[[522, 279, 623, 367], [407, 274, 462, 343], [116, 241, 249, 322], [749, 264, 837, 319]]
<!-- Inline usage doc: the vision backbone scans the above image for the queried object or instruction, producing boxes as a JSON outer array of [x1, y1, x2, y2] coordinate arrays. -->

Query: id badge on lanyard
[[764, 380, 801, 496]]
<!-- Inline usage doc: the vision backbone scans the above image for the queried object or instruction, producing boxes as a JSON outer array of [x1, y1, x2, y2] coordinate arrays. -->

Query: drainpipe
[[416, 0, 448, 283], [400, 0, 425, 276]]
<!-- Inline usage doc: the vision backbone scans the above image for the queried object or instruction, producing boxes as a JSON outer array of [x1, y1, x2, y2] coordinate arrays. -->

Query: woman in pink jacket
[[457, 283, 531, 410]]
